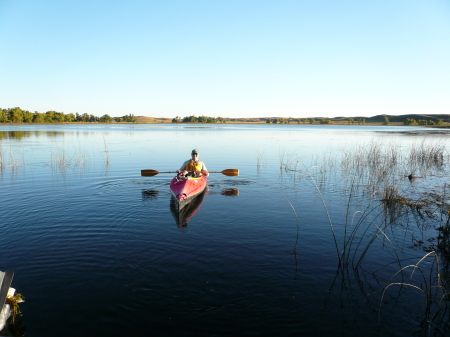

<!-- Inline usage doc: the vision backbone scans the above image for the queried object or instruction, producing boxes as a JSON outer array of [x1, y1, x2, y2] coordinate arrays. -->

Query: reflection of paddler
[[176, 149, 209, 177]]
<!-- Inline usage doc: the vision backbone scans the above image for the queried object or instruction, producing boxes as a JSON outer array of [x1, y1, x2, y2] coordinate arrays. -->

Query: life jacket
[[185, 160, 203, 174]]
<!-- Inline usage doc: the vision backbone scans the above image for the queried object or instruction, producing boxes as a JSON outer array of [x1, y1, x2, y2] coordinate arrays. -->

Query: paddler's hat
[[191, 149, 199, 154]]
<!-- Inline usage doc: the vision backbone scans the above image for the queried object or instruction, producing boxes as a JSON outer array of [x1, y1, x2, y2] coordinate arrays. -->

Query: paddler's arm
[[177, 161, 189, 175], [202, 162, 209, 176]]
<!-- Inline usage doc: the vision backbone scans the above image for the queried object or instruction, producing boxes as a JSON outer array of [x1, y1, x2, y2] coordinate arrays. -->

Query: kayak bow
[[170, 174, 208, 211]]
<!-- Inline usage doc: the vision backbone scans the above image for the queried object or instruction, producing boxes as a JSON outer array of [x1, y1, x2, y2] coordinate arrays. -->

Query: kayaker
[[177, 149, 209, 177]]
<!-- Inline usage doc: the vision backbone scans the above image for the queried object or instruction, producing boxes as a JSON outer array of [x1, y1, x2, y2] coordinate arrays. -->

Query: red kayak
[[170, 174, 208, 210]]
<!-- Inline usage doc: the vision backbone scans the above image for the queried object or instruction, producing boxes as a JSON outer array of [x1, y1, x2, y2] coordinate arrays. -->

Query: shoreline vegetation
[[0, 107, 449, 127]]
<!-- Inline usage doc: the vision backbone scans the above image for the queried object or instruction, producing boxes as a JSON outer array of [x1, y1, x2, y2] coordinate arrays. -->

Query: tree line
[[172, 115, 227, 123], [0, 107, 137, 123], [403, 118, 442, 126]]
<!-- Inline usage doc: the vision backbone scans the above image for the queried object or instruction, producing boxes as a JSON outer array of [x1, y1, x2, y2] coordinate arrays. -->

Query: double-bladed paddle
[[141, 169, 239, 177]]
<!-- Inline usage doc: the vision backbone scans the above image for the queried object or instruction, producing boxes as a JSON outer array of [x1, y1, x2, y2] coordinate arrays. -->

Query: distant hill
[[245, 114, 450, 123], [362, 114, 450, 123], [134, 114, 450, 124]]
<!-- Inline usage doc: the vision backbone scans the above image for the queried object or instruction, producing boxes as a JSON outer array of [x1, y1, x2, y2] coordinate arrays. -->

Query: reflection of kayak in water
[[170, 188, 207, 227], [170, 174, 208, 212], [170, 174, 208, 227]]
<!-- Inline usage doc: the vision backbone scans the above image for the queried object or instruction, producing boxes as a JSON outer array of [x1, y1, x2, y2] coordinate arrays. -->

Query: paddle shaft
[[141, 169, 238, 177]]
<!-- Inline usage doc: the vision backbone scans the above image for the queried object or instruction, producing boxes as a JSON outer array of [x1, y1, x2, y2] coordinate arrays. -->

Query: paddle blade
[[141, 169, 159, 176], [221, 169, 239, 176]]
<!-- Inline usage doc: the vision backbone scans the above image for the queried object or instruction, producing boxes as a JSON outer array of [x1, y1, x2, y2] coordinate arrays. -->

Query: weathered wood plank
[[0, 271, 14, 306]]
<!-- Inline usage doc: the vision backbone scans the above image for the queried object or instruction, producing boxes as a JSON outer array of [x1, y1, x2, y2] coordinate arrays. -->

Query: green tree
[[79, 113, 89, 122], [437, 119, 444, 126], [347, 118, 354, 125], [320, 118, 331, 124], [309, 118, 315, 124], [404, 118, 417, 125], [383, 116, 389, 125], [8, 107, 24, 123], [100, 114, 113, 123], [53, 112, 65, 122], [22, 110, 34, 123], [65, 113, 75, 122], [121, 114, 137, 122], [33, 112, 44, 123], [182, 115, 197, 123], [44, 111, 56, 122], [272, 118, 278, 124], [0, 109, 9, 122]]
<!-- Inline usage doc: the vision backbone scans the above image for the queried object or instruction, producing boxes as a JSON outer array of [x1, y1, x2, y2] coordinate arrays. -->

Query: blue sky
[[1, 0, 449, 118]]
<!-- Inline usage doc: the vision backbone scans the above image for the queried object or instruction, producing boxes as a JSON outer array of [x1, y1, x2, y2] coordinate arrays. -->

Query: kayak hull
[[170, 175, 208, 211]]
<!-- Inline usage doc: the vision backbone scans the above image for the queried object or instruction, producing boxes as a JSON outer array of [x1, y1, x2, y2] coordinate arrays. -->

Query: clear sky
[[1, 0, 449, 118]]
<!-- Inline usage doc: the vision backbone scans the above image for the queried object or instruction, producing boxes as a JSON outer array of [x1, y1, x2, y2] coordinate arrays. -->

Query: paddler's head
[[191, 149, 199, 160]]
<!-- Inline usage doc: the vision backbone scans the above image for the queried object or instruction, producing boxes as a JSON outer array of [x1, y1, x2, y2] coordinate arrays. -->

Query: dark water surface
[[1, 124, 450, 336]]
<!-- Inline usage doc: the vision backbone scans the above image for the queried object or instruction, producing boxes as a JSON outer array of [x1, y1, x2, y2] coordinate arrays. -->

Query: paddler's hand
[[202, 170, 209, 177]]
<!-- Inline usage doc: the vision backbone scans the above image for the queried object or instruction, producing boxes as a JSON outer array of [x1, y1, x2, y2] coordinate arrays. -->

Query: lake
[[1, 124, 450, 336]]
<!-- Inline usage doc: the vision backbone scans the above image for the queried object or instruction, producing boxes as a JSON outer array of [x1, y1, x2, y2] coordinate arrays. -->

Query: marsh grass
[[256, 150, 266, 173], [5, 292, 24, 324], [280, 139, 450, 332], [50, 146, 88, 174], [377, 251, 448, 333], [0, 146, 3, 171], [103, 135, 110, 167], [7, 149, 23, 173], [409, 140, 446, 172]]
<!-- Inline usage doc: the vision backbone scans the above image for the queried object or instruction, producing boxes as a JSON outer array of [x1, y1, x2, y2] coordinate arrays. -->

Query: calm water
[[1, 124, 450, 336]]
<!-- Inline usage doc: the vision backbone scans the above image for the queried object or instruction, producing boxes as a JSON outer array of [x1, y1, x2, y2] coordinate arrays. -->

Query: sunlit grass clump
[[5, 292, 24, 324]]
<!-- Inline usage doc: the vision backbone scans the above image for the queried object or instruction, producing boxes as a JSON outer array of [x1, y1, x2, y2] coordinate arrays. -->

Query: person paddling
[[176, 149, 209, 177]]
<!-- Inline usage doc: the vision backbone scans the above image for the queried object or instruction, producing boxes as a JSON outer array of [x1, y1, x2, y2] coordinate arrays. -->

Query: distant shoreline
[[2, 107, 449, 126], [0, 121, 448, 128], [1, 112, 449, 127]]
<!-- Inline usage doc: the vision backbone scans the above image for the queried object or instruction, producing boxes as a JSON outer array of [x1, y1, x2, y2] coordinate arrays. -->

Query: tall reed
[[0, 146, 3, 170]]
